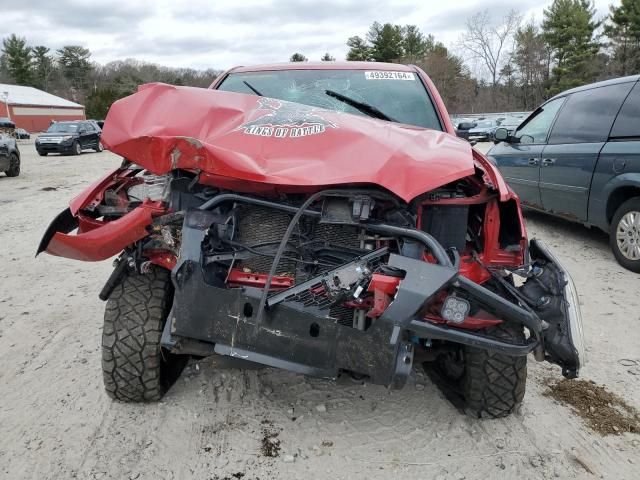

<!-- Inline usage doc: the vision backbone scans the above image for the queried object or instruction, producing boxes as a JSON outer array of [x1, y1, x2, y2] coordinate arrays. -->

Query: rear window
[[610, 82, 640, 139], [547, 82, 634, 144], [216, 69, 442, 130]]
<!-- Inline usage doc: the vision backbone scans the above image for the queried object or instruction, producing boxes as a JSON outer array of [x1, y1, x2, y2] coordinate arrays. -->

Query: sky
[[0, 0, 620, 72]]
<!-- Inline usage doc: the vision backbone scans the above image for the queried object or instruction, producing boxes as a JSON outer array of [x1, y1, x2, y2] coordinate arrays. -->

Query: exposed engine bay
[[38, 163, 582, 388]]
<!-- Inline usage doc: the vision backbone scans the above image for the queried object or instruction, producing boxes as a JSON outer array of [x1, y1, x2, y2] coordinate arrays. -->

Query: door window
[[548, 82, 634, 144], [514, 97, 565, 144], [610, 82, 640, 139]]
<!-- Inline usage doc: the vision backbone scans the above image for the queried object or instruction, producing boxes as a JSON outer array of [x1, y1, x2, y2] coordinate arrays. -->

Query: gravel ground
[[0, 140, 638, 480]]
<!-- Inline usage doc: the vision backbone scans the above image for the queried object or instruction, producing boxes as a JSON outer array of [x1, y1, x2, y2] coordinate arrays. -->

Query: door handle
[[528, 158, 539, 166], [542, 158, 556, 166]]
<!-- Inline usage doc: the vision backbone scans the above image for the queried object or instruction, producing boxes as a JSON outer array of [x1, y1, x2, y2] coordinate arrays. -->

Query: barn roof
[[0, 83, 83, 108]]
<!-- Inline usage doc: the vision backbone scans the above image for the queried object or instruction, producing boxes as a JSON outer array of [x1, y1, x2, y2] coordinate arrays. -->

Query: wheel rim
[[616, 210, 640, 261], [75, 143, 81, 154], [98, 142, 103, 151]]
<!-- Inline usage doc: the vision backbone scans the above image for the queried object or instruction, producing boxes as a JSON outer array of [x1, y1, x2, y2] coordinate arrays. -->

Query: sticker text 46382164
[[364, 71, 415, 81]]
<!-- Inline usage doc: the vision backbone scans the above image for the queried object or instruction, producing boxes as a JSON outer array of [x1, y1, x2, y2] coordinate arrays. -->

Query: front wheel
[[433, 324, 527, 418], [102, 266, 188, 402], [610, 197, 640, 273], [72, 141, 82, 155], [5, 153, 20, 177]]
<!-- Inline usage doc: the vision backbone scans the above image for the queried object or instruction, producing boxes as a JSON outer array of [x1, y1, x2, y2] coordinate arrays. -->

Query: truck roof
[[228, 61, 417, 73]]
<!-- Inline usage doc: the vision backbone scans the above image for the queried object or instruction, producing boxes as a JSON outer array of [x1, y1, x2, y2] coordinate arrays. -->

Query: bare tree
[[459, 10, 522, 89]]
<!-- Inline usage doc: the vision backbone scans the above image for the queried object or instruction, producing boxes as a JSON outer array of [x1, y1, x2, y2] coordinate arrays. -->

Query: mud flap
[[524, 239, 585, 378]]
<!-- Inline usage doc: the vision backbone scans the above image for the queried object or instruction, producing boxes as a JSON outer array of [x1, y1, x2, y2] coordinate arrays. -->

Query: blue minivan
[[489, 75, 640, 272]]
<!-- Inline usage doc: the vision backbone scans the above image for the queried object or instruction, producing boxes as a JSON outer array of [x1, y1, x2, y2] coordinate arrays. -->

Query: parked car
[[0, 132, 21, 177], [454, 120, 476, 141], [467, 119, 499, 142], [0, 117, 15, 137], [494, 116, 522, 139], [37, 62, 584, 418], [489, 75, 640, 272], [15, 128, 30, 139], [35, 120, 103, 156]]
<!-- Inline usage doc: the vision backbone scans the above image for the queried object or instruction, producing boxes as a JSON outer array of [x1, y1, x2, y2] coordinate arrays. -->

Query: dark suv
[[36, 120, 103, 156], [0, 132, 20, 177], [489, 75, 640, 272]]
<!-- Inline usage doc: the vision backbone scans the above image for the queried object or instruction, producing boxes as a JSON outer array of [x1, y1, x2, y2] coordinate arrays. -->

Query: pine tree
[[542, 0, 600, 94], [605, 0, 640, 75], [367, 22, 404, 62], [402, 26, 432, 63], [346, 36, 372, 61], [57, 45, 92, 91], [1, 34, 34, 85], [32, 46, 55, 91], [513, 22, 550, 108]]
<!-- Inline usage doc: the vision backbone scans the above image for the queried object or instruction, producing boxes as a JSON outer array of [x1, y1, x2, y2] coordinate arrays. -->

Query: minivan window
[[514, 97, 565, 144], [610, 82, 640, 139], [548, 82, 634, 144]]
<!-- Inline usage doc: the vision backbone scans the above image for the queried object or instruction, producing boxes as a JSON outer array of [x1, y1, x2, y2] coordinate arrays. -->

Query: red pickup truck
[[38, 62, 584, 418]]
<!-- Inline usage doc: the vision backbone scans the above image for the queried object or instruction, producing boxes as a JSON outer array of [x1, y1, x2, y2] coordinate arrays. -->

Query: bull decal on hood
[[237, 97, 338, 138]]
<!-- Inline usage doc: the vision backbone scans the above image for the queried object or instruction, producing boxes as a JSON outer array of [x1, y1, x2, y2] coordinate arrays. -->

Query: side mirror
[[493, 127, 509, 142]]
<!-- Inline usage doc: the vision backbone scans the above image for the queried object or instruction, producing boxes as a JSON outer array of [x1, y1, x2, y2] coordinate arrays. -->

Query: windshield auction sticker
[[364, 71, 415, 80]]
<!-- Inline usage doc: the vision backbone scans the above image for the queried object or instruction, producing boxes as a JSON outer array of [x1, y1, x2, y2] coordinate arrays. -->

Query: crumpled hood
[[101, 83, 476, 202]]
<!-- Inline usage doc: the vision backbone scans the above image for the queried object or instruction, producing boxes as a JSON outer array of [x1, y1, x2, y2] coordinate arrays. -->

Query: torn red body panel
[[99, 83, 484, 203], [45, 202, 164, 261]]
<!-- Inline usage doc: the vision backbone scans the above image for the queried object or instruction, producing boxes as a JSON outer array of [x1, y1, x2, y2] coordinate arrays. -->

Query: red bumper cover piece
[[44, 203, 161, 262]]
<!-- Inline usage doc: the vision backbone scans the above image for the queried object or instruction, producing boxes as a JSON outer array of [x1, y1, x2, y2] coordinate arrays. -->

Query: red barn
[[0, 84, 85, 133]]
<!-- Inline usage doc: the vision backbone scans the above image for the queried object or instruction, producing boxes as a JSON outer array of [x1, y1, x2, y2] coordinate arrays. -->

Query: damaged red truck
[[38, 62, 584, 418]]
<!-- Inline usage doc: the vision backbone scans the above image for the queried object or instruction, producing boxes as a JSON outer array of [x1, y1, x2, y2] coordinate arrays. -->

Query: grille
[[234, 203, 365, 325], [234, 205, 296, 275], [234, 204, 361, 276]]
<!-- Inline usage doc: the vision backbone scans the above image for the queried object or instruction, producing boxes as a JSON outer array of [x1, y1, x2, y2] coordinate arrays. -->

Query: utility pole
[[1, 91, 10, 120]]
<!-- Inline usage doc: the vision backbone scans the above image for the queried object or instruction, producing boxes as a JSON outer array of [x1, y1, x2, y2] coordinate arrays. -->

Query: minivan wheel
[[5, 153, 20, 177], [610, 197, 640, 273]]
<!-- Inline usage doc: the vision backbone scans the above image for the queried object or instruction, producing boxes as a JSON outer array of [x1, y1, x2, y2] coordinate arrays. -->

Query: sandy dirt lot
[[1, 140, 638, 480]]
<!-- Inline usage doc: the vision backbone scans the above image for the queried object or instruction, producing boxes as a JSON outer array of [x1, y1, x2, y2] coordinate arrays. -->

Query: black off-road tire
[[463, 324, 527, 418], [102, 267, 188, 402], [610, 197, 640, 273], [5, 153, 20, 177]]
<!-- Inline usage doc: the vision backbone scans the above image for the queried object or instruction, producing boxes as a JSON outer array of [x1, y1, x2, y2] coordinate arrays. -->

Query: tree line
[[0, 36, 221, 119], [295, 0, 640, 113], [1, 0, 639, 117]]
